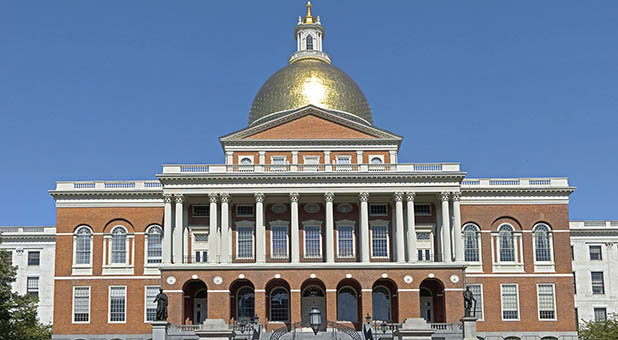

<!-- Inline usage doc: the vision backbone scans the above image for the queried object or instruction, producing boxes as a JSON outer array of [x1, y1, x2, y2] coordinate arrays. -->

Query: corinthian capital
[[359, 192, 369, 202], [451, 192, 461, 201], [405, 192, 416, 202], [174, 194, 184, 203], [219, 193, 230, 203], [254, 192, 265, 203], [208, 193, 218, 203], [163, 194, 173, 203], [289, 193, 299, 203], [324, 192, 335, 202], [393, 192, 404, 202], [438, 192, 450, 202]]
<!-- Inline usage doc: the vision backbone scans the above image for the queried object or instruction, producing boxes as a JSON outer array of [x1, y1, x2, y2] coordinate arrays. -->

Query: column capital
[[208, 193, 218, 203], [219, 193, 230, 203], [405, 192, 416, 202], [393, 192, 404, 202], [324, 192, 335, 202], [359, 192, 369, 202], [289, 192, 299, 202], [163, 194, 173, 203], [438, 192, 450, 202], [174, 194, 184, 203], [255, 192, 265, 203], [451, 192, 461, 201]]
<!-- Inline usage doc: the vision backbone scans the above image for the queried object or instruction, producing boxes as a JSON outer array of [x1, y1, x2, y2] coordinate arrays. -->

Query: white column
[[405, 192, 417, 262], [389, 151, 397, 164], [356, 151, 363, 164], [452, 192, 464, 262], [291, 151, 298, 172], [325, 192, 335, 263], [226, 151, 234, 165], [208, 194, 219, 264], [255, 192, 265, 263], [173, 194, 184, 263], [439, 192, 452, 263], [359, 192, 370, 263], [258, 151, 265, 164], [290, 193, 300, 263], [394, 192, 405, 263], [220, 193, 230, 263], [163, 194, 173, 264]]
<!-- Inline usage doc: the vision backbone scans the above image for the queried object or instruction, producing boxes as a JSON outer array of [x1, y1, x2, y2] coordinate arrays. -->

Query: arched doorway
[[301, 279, 326, 331], [266, 279, 291, 323], [230, 279, 255, 322], [372, 279, 398, 322], [336, 278, 362, 329], [419, 279, 445, 323], [183, 280, 207, 325]]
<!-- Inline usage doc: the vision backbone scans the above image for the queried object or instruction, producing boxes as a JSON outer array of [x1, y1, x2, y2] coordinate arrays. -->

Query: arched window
[[372, 286, 391, 321], [269, 288, 290, 322], [463, 224, 480, 262], [75, 226, 92, 265], [370, 157, 383, 164], [146, 225, 163, 264], [534, 224, 552, 262], [306, 35, 314, 50], [111, 226, 127, 264], [240, 157, 252, 165], [337, 287, 358, 322], [237, 286, 255, 320], [498, 225, 515, 262]]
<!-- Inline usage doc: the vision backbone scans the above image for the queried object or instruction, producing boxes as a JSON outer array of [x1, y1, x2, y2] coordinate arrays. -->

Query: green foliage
[[579, 314, 618, 340], [0, 249, 52, 340]]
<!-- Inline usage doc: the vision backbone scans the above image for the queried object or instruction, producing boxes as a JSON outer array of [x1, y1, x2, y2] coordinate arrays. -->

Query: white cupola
[[289, 2, 331, 64]]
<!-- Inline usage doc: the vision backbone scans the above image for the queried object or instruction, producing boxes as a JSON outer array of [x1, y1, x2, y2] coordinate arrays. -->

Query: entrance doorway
[[419, 278, 446, 323], [194, 289, 207, 324], [420, 288, 433, 322], [301, 286, 326, 330]]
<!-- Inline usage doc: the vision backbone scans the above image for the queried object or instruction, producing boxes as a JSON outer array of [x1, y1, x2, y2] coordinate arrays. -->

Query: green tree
[[0, 249, 52, 340], [579, 314, 618, 340]]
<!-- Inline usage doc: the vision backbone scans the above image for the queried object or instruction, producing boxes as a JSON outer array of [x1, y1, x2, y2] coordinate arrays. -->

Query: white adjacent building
[[570, 220, 618, 324], [0, 225, 56, 325]]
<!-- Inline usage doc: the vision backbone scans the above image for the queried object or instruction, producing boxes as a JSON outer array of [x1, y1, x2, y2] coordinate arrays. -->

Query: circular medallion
[[428, 273, 435, 278], [213, 276, 223, 285], [337, 203, 353, 213], [274, 274, 281, 279], [166, 276, 176, 285], [346, 273, 352, 279], [191, 274, 198, 280], [403, 275, 413, 284], [381, 273, 388, 279], [310, 273, 317, 279], [304, 204, 320, 214], [271, 204, 288, 214], [238, 274, 245, 279], [450, 275, 460, 283]]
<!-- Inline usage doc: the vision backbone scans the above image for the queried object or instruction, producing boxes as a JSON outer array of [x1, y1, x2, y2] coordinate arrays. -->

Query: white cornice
[[160, 261, 466, 271]]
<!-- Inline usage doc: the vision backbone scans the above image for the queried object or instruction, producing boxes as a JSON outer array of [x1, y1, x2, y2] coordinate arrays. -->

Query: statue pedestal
[[151, 320, 170, 340], [195, 319, 236, 340], [395, 318, 435, 340], [461, 316, 478, 340]]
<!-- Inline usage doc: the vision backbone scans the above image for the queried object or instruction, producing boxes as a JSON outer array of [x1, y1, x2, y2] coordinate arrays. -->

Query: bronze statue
[[463, 286, 476, 317], [154, 288, 168, 321]]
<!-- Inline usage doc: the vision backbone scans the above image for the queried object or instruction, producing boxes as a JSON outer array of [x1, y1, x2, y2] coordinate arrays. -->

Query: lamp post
[[309, 304, 322, 335]]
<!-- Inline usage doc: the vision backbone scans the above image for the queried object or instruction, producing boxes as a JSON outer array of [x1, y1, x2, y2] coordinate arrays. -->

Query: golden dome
[[249, 59, 373, 126]]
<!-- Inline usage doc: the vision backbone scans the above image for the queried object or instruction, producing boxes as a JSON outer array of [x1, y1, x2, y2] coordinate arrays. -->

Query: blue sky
[[1, 1, 617, 225]]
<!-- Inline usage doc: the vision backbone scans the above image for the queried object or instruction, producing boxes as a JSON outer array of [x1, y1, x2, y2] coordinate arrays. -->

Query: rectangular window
[[194, 234, 209, 242], [371, 225, 389, 258], [304, 226, 322, 258], [147, 233, 162, 264], [369, 204, 388, 216], [73, 286, 90, 323], [414, 203, 432, 216], [27, 277, 39, 297], [271, 226, 289, 259], [467, 284, 483, 320], [194, 251, 207, 263], [28, 251, 40, 266], [537, 284, 556, 320], [594, 307, 607, 322], [236, 205, 254, 217], [592, 272, 605, 294], [237, 226, 254, 259], [145, 286, 158, 322], [501, 284, 519, 320], [271, 156, 286, 165], [336, 155, 351, 164], [109, 286, 126, 322], [573, 272, 577, 294], [589, 245, 602, 260], [192, 205, 209, 217], [337, 226, 354, 258]]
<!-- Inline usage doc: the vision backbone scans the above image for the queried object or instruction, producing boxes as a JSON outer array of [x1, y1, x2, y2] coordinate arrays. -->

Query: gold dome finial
[[303, 1, 315, 24]]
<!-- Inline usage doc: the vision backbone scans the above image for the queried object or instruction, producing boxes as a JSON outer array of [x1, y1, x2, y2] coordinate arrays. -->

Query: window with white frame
[[337, 225, 354, 258], [501, 284, 519, 320], [370, 156, 383, 164], [145, 286, 158, 322], [592, 272, 605, 294], [109, 286, 126, 322], [111, 226, 127, 264], [75, 226, 92, 265], [534, 224, 553, 262], [237, 226, 254, 259], [236, 205, 254, 217], [271, 156, 286, 165], [27, 251, 40, 266], [369, 204, 388, 216], [239, 157, 253, 165], [594, 307, 607, 322], [304, 225, 322, 258], [27, 277, 39, 297], [192, 205, 209, 217], [271, 225, 289, 259], [336, 155, 351, 164], [371, 225, 389, 258], [306, 34, 313, 50], [463, 224, 480, 262], [73, 286, 90, 323], [498, 225, 515, 262], [467, 284, 483, 320], [537, 284, 556, 320], [589, 245, 602, 260], [414, 203, 431, 216], [146, 225, 162, 264]]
